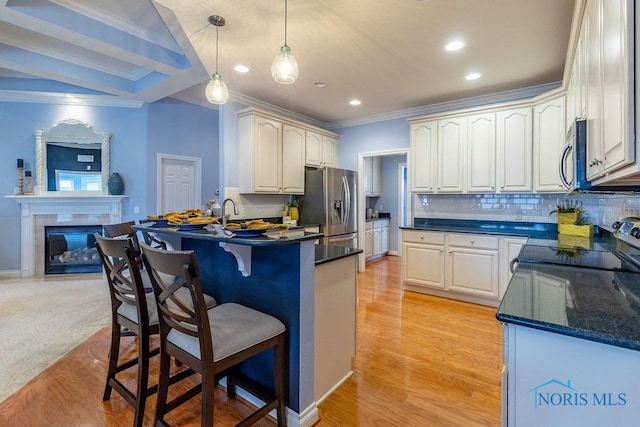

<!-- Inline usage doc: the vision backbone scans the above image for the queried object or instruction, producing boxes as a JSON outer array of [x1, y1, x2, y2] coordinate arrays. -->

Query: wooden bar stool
[[141, 242, 288, 426]]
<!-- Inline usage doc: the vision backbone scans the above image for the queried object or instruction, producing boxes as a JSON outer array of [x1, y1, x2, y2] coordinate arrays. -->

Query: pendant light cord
[[215, 23, 219, 73], [284, 0, 288, 47]]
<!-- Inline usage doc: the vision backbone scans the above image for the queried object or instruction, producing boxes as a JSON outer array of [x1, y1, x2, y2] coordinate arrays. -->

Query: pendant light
[[205, 15, 229, 104], [271, 0, 298, 84]]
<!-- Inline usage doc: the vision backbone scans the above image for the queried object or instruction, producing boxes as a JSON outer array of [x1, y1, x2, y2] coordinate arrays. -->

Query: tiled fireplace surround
[[9, 194, 125, 276]]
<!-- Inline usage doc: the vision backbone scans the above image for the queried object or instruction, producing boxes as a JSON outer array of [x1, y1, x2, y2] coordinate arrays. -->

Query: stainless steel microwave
[[559, 119, 640, 193]]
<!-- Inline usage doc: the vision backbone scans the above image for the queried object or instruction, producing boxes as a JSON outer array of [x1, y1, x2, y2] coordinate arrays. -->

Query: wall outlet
[[515, 208, 522, 220], [133, 206, 139, 214], [379, 204, 383, 210]]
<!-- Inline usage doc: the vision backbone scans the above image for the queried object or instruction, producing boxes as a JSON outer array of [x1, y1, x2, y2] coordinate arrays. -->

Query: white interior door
[[157, 154, 202, 213]]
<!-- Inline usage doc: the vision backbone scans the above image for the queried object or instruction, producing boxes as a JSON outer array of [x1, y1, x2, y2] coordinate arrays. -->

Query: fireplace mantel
[[7, 194, 126, 276]]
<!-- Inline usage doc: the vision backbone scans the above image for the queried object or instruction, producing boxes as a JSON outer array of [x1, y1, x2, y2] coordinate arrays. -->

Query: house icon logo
[[529, 378, 628, 409], [530, 379, 580, 408]]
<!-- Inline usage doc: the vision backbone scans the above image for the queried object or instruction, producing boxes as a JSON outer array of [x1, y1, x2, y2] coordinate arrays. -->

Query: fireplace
[[45, 225, 102, 274], [8, 194, 125, 276]]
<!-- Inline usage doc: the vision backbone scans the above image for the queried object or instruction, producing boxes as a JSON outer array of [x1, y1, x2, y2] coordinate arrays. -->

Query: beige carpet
[[0, 274, 111, 403]]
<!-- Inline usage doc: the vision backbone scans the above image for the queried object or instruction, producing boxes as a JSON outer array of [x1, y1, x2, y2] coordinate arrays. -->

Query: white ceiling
[[0, 0, 576, 127]]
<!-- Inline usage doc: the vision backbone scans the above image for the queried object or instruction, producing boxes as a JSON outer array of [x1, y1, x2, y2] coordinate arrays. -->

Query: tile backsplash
[[413, 192, 640, 226]]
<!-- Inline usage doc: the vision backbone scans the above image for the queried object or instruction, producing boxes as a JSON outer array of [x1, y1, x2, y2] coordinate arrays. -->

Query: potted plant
[[549, 199, 583, 225], [550, 199, 593, 237], [287, 199, 300, 221]]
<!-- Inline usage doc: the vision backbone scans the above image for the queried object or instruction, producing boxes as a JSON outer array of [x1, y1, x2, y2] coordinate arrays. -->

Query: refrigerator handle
[[342, 175, 350, 225]]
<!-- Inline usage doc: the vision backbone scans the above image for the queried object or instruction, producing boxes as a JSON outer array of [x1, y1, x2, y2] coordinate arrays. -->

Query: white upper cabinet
[[534, 94, 566, 192], [496, 107, 533, 192], [282, 124, 306, 194], [246, 115, 283, 193], [467, 113, 496, 193], [364, 156, 381, 196], [410, 121, 437, 192], [238, 109, 337, 194], [306, 132, 337, 168], [437, 117, 467, 193], [599, 0, 634, 175], [322, 136, 337, 168], [305, 131, 322, 167], [582, 0, 634, 182]]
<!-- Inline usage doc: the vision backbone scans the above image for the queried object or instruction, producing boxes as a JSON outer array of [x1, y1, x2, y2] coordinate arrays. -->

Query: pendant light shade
[[206, 15, 229, 104], [272, 0, 298, 84], [205, 73, 229, 104]]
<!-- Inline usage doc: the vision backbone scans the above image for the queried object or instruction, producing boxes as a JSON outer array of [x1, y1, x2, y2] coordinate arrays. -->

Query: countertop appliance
[[560, 119, 640, 193], [300, 167, 358, 249]]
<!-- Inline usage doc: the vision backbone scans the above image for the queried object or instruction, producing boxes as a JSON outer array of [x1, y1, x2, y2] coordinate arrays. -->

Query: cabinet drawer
[[447, 233, 499, 250], [373, 219, 389, 228], [402, 230, 445, 245]]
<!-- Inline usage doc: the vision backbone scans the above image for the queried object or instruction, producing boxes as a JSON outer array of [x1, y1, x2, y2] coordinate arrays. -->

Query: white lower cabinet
[[366, 219, 390, 262], [403, 230, 524, 306], [401, 230, 445, 289], [446, 234, 499, 298]]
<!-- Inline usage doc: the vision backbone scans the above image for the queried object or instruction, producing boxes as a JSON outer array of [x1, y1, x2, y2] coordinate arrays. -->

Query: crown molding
[[229, 91, 328, 129], [0, 90, 144, 108], [326, 81, 562, 130]]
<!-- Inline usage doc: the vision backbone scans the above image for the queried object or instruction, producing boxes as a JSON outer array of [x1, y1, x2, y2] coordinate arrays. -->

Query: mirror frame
[[35, 119, 111, 194]]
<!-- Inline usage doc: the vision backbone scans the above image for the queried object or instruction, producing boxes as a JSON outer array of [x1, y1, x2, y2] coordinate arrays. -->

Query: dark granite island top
[[497, 261, 640, 351]]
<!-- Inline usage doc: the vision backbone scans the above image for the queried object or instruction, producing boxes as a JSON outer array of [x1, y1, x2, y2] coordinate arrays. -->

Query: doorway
[[157, 154, 202, 213]]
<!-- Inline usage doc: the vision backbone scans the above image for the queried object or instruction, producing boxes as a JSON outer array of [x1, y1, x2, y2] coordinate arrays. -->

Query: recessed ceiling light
[[445, 41, 464, 51], [314, 81, 327, 88], [349, 99, 361, 106], [234, 64, 250, 73], [465, 72, 482, 80]]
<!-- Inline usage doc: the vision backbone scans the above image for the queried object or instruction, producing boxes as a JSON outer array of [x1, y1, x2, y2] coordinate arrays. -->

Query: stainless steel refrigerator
[[300, 167, 358, 248]]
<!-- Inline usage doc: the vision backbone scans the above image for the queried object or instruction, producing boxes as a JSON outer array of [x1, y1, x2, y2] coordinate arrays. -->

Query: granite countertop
[[497, 261, 640, 351], [315, 245, 363, 265], [134, 223, 361, 264], [133, 223, 322, 246], [401, 218, 560, 239]]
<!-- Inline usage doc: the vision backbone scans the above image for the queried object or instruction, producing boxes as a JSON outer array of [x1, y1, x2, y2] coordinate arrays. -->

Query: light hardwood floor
[[0, 256, 502, 426]]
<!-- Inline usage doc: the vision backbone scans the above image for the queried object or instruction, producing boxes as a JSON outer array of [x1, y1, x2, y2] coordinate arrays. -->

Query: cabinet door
[[600, 0, 634, 175], [447, 234, 499, 298], [305, 131, 322, 167], [322, 136, 337, 167], [534, 95, 566, 192], [497, 108, 532, 192], [373, 228, 382, 255], [254, 117, 282, 193], [365, 229, 373, 257], [370, 157, 381, 196], [402, 243, 445, 289], [467, 113, 495, 192], [585, 0, 603, 179], [499, 237, 526, 299], [282, 125, 305, 194], [410, 121, 437, 192], [381, 226, 389, 254], [437, 117, 466, 193], [363, 157, 373, 196]]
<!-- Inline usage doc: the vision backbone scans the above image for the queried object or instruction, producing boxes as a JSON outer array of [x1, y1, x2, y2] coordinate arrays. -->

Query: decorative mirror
[[35, 119, 111, 194]]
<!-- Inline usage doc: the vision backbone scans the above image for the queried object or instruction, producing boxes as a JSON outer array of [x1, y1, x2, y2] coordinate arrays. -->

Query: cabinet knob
[[420, 236, 424, 240], [470, 240, 475, 245]]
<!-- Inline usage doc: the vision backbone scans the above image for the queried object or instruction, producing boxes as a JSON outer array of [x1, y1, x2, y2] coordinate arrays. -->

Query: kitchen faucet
[[221, 198, 239, 228]]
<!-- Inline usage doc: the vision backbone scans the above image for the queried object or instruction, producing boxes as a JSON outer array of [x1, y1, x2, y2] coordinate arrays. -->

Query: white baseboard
[[0, 270, 22, 278], [315, 371, 353, 405], [218, 378, 319, 427]]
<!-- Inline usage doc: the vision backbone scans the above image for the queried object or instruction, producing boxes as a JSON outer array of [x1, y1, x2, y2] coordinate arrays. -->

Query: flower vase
[[107, 172, 125, 195]]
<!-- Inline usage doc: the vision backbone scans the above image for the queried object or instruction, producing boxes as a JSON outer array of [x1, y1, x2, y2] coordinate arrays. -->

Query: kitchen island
[[133, 224, 361, 427]]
